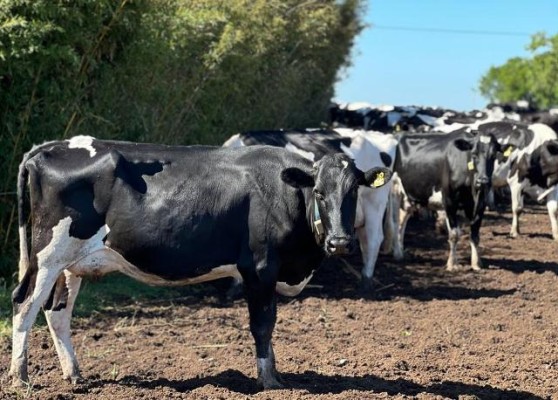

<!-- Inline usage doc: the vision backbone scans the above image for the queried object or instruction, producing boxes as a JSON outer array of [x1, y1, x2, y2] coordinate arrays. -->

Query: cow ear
[[361, 167, 393, 188], [281, 167, 315, 188], [454, 138, 473, 151]]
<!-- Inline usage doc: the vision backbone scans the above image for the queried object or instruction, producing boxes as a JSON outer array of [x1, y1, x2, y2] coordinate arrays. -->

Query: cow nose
[[326, 237, 352, 255], [475, 176, 489, 187]]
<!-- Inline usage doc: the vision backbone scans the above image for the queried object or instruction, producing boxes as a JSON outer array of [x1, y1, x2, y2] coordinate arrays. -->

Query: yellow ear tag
[[372, 171, 385, 187], [467, 161, 475, 171], [504, 146, 513, 157]]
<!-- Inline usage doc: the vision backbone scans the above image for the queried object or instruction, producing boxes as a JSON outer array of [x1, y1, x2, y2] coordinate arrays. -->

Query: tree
[[479, 32, 558, 108]]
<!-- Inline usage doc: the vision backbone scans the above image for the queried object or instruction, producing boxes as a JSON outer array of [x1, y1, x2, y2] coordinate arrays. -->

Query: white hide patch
[[341, 160, 349, 169], [479, 135, 491, 144], [67, 135, 97, 157], [428, 190, 444, 209], [285, 143, 315, 161], [344, 102, 374, 112], [222, 133, 245, 148], [37, 217, 109, 269], [276, 272, 314, 297]]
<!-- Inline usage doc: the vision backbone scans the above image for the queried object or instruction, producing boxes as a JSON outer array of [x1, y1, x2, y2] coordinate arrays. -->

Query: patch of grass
[[74, 273, 192, 317], [0, 284, 11, 337]]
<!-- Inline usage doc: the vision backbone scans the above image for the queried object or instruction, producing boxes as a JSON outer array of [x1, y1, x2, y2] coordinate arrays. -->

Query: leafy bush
[[0, 0, 364, 284]]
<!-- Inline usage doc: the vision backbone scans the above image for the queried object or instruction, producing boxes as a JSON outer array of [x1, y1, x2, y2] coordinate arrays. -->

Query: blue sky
[[334, 1, 558, 111]]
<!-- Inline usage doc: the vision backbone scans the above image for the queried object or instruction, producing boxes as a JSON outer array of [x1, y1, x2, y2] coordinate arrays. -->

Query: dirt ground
[[1, 206, 558, 400]]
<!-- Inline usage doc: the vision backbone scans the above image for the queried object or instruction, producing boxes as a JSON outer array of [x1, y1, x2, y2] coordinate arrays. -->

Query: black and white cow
[[10, 136, 392, 389], [487, 101, 558, 132], [508, 139, 558, 239], [456, 121, 558, 239], [391, 131, 502, 270], [224, 128, 399, 288]]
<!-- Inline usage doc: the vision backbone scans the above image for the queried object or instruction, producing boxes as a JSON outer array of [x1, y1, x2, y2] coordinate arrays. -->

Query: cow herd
[[7, 100, 558, 391]]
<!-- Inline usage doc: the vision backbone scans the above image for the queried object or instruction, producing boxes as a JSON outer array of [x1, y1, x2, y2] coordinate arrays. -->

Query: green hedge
[[0, 0, 364, 284]]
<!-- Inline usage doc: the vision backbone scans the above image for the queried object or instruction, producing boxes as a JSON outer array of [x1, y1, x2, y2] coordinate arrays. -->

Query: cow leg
[[445, 213, 460, 271], [357, 226, 369, 267], [244, 278, 282, 389], [469, 218, 483, 271], [226, 276, 245, 301], [44, 270, 83, 383], [381, 190, 395, 255], [10, 266, 63, 386], [359, 210, 385, 290], [395, 207, 412, 261], [509, 178, 523, 238], [389, 183, 406, 261], [546, 198, 558, 241], [486, 188, 497, 211]]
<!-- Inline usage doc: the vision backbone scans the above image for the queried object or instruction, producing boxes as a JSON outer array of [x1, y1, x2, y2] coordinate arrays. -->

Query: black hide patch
[[61, 181, 105, 239], [114, 158, 166, 194], [380, 151, 392, 167]]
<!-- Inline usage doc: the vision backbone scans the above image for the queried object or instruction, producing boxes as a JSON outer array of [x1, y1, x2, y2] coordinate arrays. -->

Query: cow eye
[[313, 190, 324, 200]]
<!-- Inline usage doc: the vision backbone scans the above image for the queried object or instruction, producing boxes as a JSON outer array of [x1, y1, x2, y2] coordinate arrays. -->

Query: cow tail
[[17, 152, 31, 282]]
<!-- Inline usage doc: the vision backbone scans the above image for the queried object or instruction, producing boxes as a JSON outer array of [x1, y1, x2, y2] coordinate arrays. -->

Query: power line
[[373, 24, 532, 37]]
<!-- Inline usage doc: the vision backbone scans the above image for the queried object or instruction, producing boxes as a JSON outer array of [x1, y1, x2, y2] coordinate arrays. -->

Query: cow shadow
[[296, 261, 517, 303], [488, 258, 558, 275], [81, 369, 543, 399]]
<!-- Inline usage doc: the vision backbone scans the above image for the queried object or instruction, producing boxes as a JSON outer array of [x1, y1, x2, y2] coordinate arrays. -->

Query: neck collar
[[311, 196, 325, 245]]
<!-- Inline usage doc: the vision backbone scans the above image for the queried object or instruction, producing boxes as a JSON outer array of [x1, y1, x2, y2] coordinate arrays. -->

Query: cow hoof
[[258, 374, 285, 390], [359, 277, 374, 293], [65, 374, 84, 385], [509, 231, 519, 238], [471, 265, 483, 272], [446, 264, 460, 272], [11, 376, 30, 389]]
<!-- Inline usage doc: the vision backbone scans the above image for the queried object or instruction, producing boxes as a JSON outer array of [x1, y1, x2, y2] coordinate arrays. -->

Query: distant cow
[[509, 139, 558, 240], [10, 136, 391, 389], [487, 101, 558, 132], [224, 128, 398, 289], [329, 102, 520, 134], [391, 131, 502, 270], [459, 122, 558, 239]]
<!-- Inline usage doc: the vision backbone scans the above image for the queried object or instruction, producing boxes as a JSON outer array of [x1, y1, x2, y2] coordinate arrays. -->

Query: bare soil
[[2, 207, 558, 399]]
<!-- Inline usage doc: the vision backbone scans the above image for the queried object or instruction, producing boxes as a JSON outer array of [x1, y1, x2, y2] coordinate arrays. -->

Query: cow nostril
[[476, 177, 489, 185], [328, 237, 350, 248]]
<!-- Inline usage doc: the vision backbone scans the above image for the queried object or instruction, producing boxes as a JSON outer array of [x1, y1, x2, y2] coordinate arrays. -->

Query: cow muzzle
[[326, 236, 353, 255], [475, 176, 490, 188]]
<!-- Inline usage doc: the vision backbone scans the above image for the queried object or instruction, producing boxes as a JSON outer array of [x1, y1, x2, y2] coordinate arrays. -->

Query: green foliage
[[0, 0, 364, 285], [479, 32, 558, 108]]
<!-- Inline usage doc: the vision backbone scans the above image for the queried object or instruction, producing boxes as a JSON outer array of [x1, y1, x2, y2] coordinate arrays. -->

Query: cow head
[[454, 133, 502, 189], [281, 154, 392, 255], [540, 140, 558, 187]]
